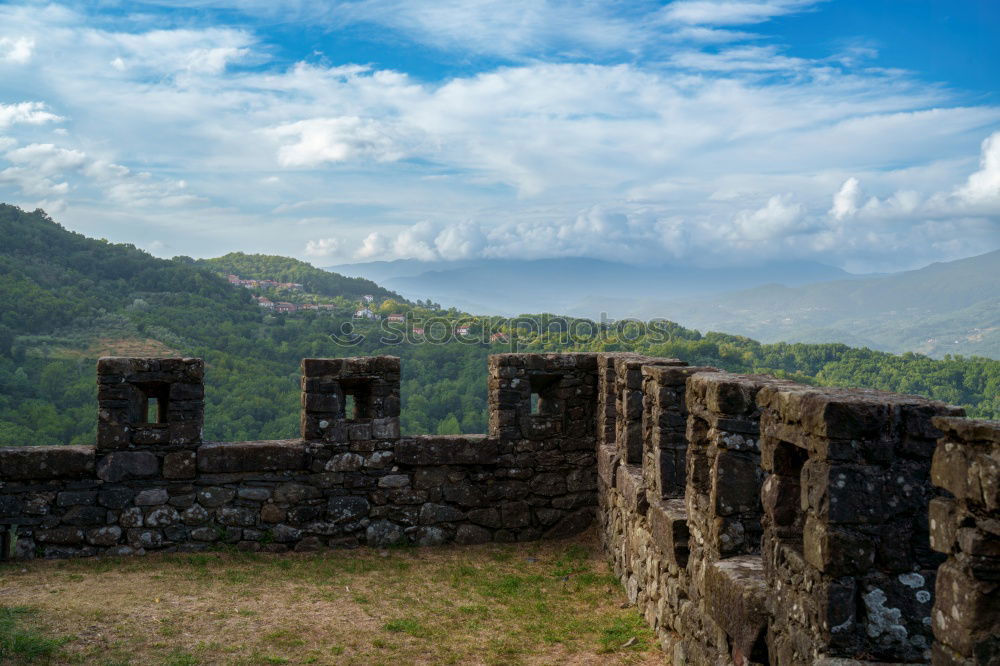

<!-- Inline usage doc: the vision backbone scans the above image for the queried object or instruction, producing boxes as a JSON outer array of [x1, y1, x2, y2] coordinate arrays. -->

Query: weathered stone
[[326, 453, 364, 472], [96, 451, 158, 482], [704, 556, 768, 662], [197, 440, 306, 473], [455, 524, 492, 544], [366, 519, 405, 547], [181, 504, 209, 526], [378, 474, 410, 489], [197, 487, 235, 508], [271, 524, 302, 543], [86, 525, 122, 546], [35, 526, 84, 545], [145, 506, 180, 527], [0, 446, 95, 480], [218, 506, 257, 527], [163, 451, 196, 479], [237, 487, 271, 501], [419, 503, 464, 525], [134, 488, 169, 506], [98, 488, 134, 509], [273, 483, 320, 504], [119, 506, 143, 528], [260, 504, 285, 523], [395, 436, 499, 465], [61, 506, 106, 526], [127, 528, 164, 549], [328, 496, 370, 523]]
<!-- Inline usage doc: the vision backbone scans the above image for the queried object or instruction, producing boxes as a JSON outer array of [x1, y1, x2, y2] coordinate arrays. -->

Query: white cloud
[[0, 1, 995, 271], [0, 36, 34, 64], [303, 237, 341, 258], [669, 45, 807, 71], [392, 221, 439, 260], [5, 143, 87, 175], [268, 116, 411, 167], [0, 102, 62, 129], [356, 232, 389, 259], [830, 177, 861, 220], [660, 0, 820, 26], [956, 131, 1000, 204], [434, 222, 486, 260], [732, 194, 806, 241]]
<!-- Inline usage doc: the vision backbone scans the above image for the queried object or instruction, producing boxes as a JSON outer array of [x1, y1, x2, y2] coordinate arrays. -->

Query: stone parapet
[[928, 417, 1000, 666]]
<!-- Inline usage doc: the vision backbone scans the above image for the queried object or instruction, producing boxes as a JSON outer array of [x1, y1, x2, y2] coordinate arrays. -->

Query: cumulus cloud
[[0, 102, 62, 129], [830, 177, 861, 220], [956, 131, 1000, 204], [0, 36, 33, 64], [732, 194, 806, 241], [303, 237, 341, 258], [0, 1, 996, 269], [268, 117, 410, 167], [356, 232, 389, 259], [5, 143, 87, 175]]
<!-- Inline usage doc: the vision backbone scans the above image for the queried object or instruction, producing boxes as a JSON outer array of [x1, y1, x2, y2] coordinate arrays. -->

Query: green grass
[[0, 534, 656, 665], [0, 606, 70, 663], [383, 618, 430, 638]]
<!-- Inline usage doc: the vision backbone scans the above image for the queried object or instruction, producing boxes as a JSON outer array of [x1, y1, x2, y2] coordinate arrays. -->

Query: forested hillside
[[198, 253, 402, 302], [0, 205, 997, 448]]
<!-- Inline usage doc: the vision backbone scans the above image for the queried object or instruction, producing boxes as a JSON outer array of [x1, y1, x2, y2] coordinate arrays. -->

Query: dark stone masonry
[[1, 352, 997, 665]]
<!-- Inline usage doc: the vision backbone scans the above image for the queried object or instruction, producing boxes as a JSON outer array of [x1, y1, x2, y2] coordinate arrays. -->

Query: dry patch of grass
[[0, 531, 659, 665], [42, 337, 181, 360]]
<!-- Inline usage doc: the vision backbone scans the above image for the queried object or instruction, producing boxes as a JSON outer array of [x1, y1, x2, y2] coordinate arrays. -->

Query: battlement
[[1, 353, 997, 665]]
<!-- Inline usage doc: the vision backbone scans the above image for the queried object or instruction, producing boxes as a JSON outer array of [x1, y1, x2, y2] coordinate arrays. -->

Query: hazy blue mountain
[[326, 257, 854, 316], [637, 250, 1000, 359]]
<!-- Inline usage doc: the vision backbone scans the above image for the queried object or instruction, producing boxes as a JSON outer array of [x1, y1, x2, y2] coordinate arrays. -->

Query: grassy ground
[[0, 530, 660, 665]]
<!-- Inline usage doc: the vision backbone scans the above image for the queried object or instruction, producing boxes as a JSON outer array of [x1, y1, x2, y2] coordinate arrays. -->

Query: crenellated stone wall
[[0, 353, 597, 559], [928, 417, 1000, 666], [1, 352, 998, 665]]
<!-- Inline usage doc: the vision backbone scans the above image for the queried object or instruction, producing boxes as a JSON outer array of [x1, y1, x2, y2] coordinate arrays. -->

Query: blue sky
[[0, 0, 998, 273]]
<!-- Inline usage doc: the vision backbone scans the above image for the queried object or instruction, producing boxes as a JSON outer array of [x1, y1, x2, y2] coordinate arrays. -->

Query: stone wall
[[600, 365, 969, 665], [2, 352, 998, 665], [928, 417, 1000, 665], [0, 353, 597, 559]]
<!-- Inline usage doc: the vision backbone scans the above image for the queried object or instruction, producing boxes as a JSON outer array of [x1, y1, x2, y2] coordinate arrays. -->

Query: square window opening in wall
[[338, 378, 372, 421], [132, 382, 170, 425], [528, 374, 561, 417], [770, 440, 809, 550]]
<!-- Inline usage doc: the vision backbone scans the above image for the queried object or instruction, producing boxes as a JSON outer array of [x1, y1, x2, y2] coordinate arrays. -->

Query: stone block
[[96, 451, 158, 482], [0, 446, 95, 480], [327, 496, 370, 523], [394, 436, 498, 465], [713, 449, 760, 517], [455, 524, 492, 544], [134, 488, 169, 506], [929, 497, 959, 554], [196, 440, 307, 473], [616, 465, 647, 516], [803, 516, 876, 576], [704, 556, 768, 662], [596, 444, 619, 487], [649, 498, 689, 567], [163, 451, 196, 479]]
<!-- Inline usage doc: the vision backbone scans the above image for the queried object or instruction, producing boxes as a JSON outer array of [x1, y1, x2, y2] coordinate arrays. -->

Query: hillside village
[[222, 272, 490, 339]]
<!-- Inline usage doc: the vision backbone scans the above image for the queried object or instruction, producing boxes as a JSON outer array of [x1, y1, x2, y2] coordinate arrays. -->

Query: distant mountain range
[[326, 257, 854, 315], [647, 250, 1000, 359], [328, 251, 999, 359]]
